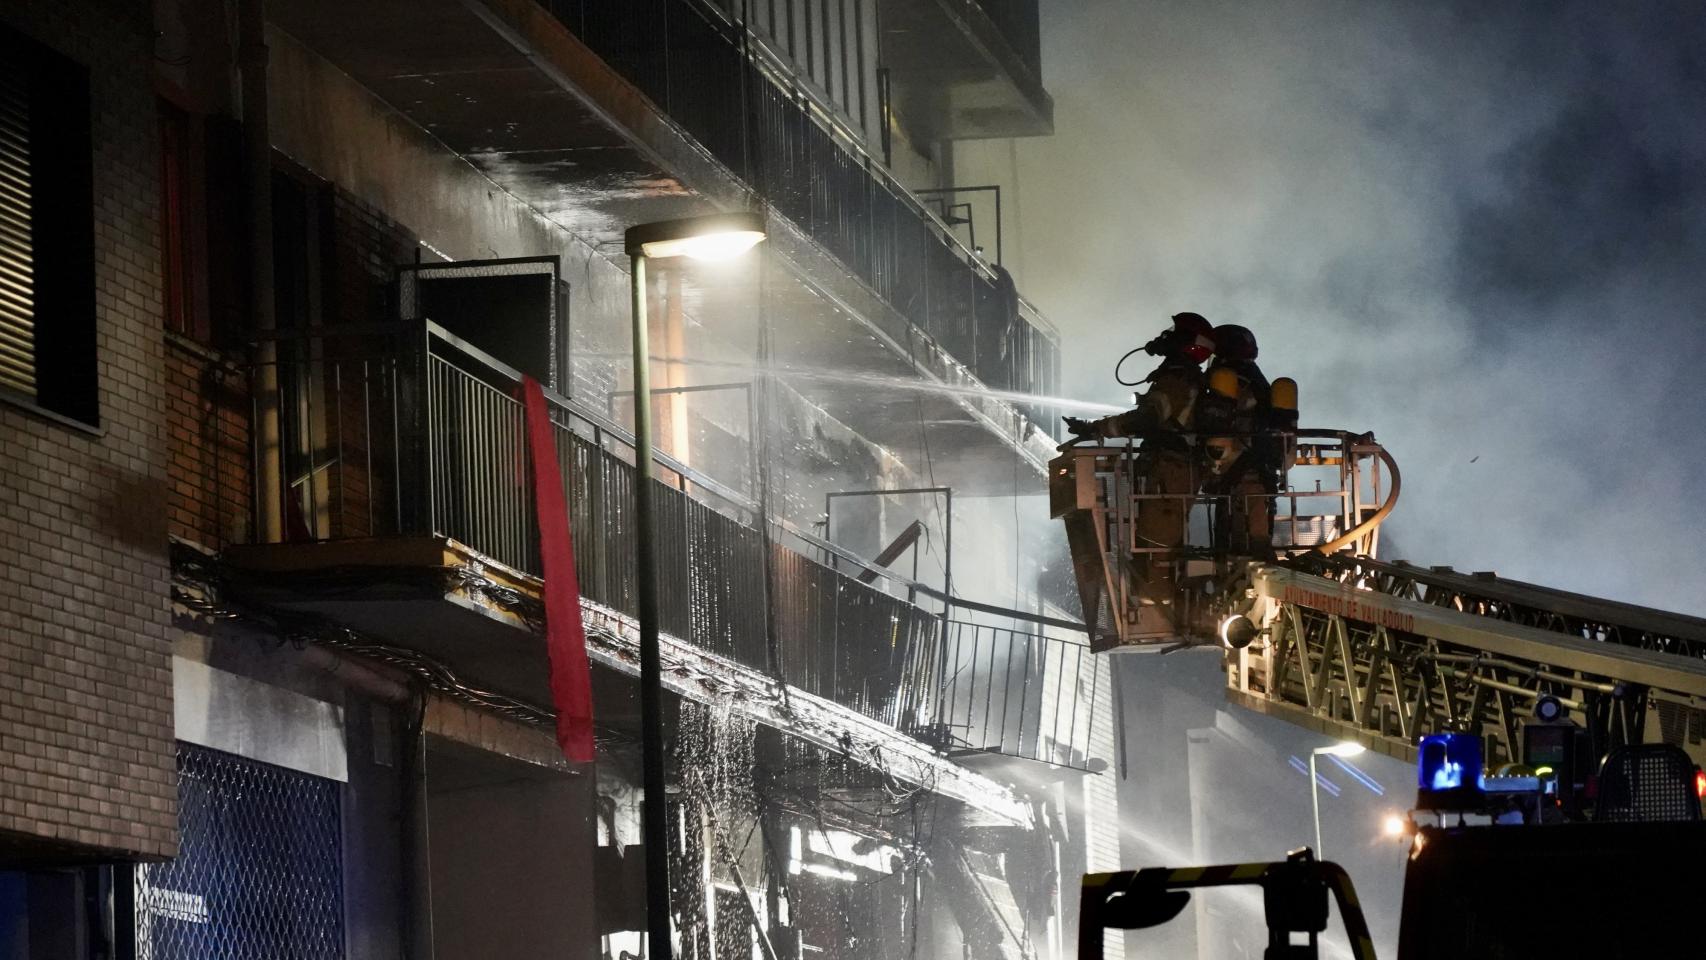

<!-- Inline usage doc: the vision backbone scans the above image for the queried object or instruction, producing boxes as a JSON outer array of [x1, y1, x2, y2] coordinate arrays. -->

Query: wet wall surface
[[1113, 649, 1412, 960]]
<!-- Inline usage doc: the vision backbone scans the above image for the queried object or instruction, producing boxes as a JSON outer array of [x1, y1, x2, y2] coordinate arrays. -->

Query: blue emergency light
[[1416, 733, 1485, 810]]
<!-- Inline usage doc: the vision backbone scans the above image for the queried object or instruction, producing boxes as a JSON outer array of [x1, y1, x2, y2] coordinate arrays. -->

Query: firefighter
[[1198, 324, 1279, 560], [1063, 312, 1215, 609]]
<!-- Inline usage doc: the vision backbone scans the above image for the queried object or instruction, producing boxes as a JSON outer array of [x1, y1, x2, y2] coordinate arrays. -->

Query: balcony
[[266, 0, 1062, 489], [876, 0, 1053, 142], [222, 324, 1098, 807], [539, 0, 1060, 410]]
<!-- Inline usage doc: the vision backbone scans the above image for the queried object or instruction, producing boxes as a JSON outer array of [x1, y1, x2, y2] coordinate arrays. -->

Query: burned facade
[[1, 0, 1118, 957]]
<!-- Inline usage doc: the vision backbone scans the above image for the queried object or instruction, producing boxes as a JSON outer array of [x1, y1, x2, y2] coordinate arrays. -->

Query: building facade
[[0, 0, 1112, 957]]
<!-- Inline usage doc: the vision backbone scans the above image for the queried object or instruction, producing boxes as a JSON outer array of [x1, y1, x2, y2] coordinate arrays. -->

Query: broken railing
[[925, 619, 1104, 770]]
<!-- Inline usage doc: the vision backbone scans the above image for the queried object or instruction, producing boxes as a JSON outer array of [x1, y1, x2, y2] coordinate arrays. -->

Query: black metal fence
[[540, 0, 1060, 429], [134, 744, 344, 960], [429, 331, 947, 725], [260, 321, 1091, 759], [263, 323, 944, 728]]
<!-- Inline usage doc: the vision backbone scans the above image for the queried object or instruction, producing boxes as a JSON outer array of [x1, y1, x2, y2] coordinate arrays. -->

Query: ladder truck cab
[[1393, 722, 1706, 959], [1079, 721, 1706, 959]]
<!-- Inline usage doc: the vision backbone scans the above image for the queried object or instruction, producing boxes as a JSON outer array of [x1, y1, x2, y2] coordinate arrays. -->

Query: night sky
[[1013, 1, 1706, 613]]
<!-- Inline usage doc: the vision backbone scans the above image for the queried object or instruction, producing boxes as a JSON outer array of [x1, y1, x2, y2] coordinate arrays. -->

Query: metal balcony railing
[[926, 620, 1103, 769], [541, 0, 1061, 432], [256, 320, 1093, 761]]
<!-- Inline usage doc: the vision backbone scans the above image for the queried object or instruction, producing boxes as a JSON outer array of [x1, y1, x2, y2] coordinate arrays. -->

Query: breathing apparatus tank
[[1271, 377, 1299, 470], [1202, 366, 1242, 474]]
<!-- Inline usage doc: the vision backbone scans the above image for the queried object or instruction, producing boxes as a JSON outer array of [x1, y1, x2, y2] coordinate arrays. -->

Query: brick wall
[[318, 189, 419, 539], [168, 171, 419, 551], [165, 337, 251, 550], [0, 0, 178, 859], [329, 190, 420, 328]]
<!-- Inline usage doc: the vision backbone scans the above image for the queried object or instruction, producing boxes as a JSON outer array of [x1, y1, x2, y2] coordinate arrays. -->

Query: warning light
[[1382, 814, 1407, 838], [1694, 768, 1705, 799], [1417, 733, 1485, 810]]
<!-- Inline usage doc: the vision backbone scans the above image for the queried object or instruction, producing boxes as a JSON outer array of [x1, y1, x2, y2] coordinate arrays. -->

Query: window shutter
[[0, 59, 33, 400]]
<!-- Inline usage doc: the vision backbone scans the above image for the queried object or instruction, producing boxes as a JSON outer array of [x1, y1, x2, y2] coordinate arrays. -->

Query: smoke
[[1013, 0, 1706, 614]]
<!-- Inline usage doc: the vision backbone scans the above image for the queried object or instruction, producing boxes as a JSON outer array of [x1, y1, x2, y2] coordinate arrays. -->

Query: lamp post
[[1309, 740, 1366, 858], [623, 212, 766, 960]]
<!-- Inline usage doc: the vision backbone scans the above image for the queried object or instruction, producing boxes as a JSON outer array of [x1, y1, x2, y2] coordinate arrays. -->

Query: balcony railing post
[[590, 426, 608, 603], [394, 324, 430, 537]]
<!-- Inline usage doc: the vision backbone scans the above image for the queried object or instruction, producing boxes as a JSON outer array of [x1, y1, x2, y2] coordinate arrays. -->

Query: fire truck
[[1054, 425, 1706, 958]]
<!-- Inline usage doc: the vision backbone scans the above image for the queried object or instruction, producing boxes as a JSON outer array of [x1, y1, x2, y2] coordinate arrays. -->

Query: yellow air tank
[[1208, 365, 1240, 399], [1271, 377, 1299, 470], [1204, 366, 1242, 473]]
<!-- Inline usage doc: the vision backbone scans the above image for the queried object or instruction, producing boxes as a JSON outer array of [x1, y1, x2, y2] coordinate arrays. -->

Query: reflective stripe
[[1082, 872, 1117, 888]]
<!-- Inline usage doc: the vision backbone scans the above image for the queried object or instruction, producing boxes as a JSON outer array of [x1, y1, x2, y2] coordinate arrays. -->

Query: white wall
[[1113, 649, 1413, 960]]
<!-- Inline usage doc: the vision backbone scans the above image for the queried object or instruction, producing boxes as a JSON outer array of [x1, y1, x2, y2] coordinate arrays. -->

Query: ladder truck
[[1053, 427, 1706, 959]]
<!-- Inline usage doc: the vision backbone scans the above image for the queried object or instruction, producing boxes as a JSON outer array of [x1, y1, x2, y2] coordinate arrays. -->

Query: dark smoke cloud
[[1015, 0, 1706, 613]]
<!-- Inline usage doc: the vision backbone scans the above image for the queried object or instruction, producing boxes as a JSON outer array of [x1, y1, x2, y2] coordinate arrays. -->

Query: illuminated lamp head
[[624, 211, 767, 262]]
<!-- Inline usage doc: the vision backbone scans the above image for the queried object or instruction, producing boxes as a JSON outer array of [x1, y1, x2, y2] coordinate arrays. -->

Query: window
[[0, 867, 120, 958], [0, 25, 97, 428], [159, 102, 244, 348]]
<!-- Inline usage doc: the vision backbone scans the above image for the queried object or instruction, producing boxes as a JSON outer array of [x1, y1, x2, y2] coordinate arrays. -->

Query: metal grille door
[[136, 744, 345, 960]]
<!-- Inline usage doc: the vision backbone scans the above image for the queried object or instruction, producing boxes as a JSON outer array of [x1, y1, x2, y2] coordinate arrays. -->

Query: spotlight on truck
[[1219, 614, 1258, 649]]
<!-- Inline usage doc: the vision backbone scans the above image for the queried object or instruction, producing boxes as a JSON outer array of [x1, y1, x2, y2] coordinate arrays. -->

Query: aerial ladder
[[1051, 427, 1706, 769], [1054, 425, 1706, 957]]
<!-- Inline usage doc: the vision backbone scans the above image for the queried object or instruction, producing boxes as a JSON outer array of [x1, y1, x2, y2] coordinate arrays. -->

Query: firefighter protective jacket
[[1090, 356, 1205, 452]]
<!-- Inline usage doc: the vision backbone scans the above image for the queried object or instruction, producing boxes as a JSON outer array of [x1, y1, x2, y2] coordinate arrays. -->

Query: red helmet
[[1211, 323, 1258, 361], [1171, 312, 1216, 363]]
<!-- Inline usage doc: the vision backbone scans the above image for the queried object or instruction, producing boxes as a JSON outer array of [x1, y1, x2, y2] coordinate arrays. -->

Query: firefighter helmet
[[1170, 312, 1216, 363], [1212, 323, 1259, 361]]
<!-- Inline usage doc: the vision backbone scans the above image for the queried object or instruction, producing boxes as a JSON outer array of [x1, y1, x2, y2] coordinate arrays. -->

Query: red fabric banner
[[521, 376, 596, 763]]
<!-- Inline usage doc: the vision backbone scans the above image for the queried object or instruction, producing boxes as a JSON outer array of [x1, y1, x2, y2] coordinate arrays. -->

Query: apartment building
[[1, 0, 1111, 957]]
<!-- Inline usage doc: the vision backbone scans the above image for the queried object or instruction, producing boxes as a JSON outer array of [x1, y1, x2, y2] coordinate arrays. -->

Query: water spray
[[582, 352, 1126, 415]]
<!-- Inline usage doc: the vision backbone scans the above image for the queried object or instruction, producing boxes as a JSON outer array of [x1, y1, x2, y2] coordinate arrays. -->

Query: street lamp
[[1309, 740, 1366, 858], [624, 211, 766, 960]]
